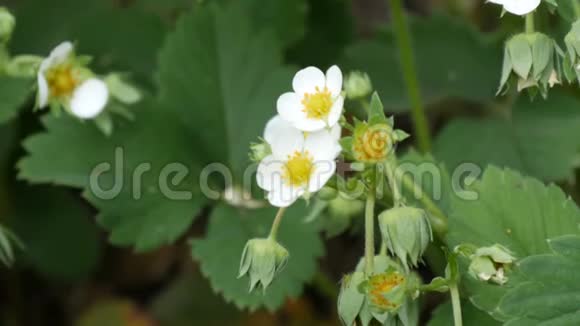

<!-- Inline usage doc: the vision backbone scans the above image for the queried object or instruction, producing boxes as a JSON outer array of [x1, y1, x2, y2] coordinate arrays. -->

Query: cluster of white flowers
[[37, 41, 109, 119], [256, 66, 344, 207], [487, 0, 540, 16]]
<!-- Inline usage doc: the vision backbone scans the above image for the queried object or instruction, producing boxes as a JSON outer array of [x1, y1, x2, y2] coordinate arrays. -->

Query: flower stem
[[385, 158, 402, 207], [364, 187, 376, 276], [449, 283, 463, 326], [389, 0, 431, 153], [268, 207, 287, 241], [574, 1, 580, 19], [525, 12, 534, 34]]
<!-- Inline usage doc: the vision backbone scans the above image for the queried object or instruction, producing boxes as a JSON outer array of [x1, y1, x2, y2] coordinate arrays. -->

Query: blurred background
[[0, 0, 564, 325]]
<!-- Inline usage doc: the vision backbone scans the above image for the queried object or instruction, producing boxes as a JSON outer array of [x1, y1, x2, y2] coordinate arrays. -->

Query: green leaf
[[18, 101, 206, 252], [288, 0, 354, 67], [152, 273, 241, 325], [341, 14, 501, 111], [157, 2, 295, 183], [9, 186, 101, 281], [447, 166, 580, 320], [218, 0, 307, 47], [0, 76, 32, 124], [499, 235, 580, 325], [434, 91, 580, 181], [191, 203, 323, 311], [428, 300, 500, 326]]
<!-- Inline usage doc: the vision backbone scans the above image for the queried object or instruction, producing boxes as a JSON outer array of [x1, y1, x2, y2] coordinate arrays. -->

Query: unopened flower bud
[[328, 195, 364, 218], [352, 123, 393, 163], [0, 7, 15, 44], [498, 32, 560, 98], [366, 270, 407, 313], [468, 244, 515, 285], [238, 238, 289, 292], [317, 186, 338, 201], [344, 71, 373, 100], [564, 20, 580, 83], [378, 207, 433, 268]]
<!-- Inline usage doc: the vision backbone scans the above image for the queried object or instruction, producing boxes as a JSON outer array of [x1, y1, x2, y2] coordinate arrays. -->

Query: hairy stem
[[389, 0, 431, 152], [525, 12, 534, 34], [385, 158, 402, 207], [449, 283, 463, 326], [364, 188, 376, 276], [268, 207, 287, 241]]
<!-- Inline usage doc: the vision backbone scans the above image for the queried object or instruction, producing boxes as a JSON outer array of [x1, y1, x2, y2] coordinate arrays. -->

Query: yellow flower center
[[368, 272, 405, 310], [353, 124, 392, 163], [301, 86, 333, 120], [283, 151, 314, 187], [45, 64, 79, 98]]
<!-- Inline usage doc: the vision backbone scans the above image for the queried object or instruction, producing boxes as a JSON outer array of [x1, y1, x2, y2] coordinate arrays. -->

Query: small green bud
[[249, 141, 271, 162], [378, 207, 433, 268], [317, 186, 338, 201], [344, 71, 373, 100], [498, 32, 561, 98], [238, 238, 289, 292], [0, 7, 15, 44], [467, 244, 515, 285], [564, 20, 580, 83], [328, 195, 364, 218]]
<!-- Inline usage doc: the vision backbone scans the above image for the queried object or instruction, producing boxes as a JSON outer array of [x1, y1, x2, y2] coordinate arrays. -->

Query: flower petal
[[264, 115, 302, 145], [304, 128, 341, 160], [267, 184, 304, 208], [325, 65, 343, 97], [292, 66, 325, 96], [308, 161, 336, 193], [36, 74, 49, 108], [326, 95, 344, 128], [70, 78, 109, 119], [257, 155, 286, 192], [293, 118, 327, 132], [502, 0, 540, 15], [330, 123, 342, 140], [269, 126, 305, 159], [49, 41, 73, 66], [277, 92, 304, 124]]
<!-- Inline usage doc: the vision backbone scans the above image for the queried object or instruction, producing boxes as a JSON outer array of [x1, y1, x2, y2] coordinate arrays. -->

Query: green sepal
[[507, 34, 533, 79], [104, 73, 142, 105], [93, 112, 113, 137], [337, 272, 366, 326], [368, 92, 387, 125]]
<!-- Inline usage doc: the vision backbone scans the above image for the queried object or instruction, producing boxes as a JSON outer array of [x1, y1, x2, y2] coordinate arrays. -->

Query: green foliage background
[[1, 0, 580, 325]]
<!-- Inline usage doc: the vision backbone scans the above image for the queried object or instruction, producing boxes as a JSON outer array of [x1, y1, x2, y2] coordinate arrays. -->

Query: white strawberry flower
[[37, 41, 109, 119], [257, 115, 341, 207], [487, 0, 540, 16], [277, 65, 344, 132]]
